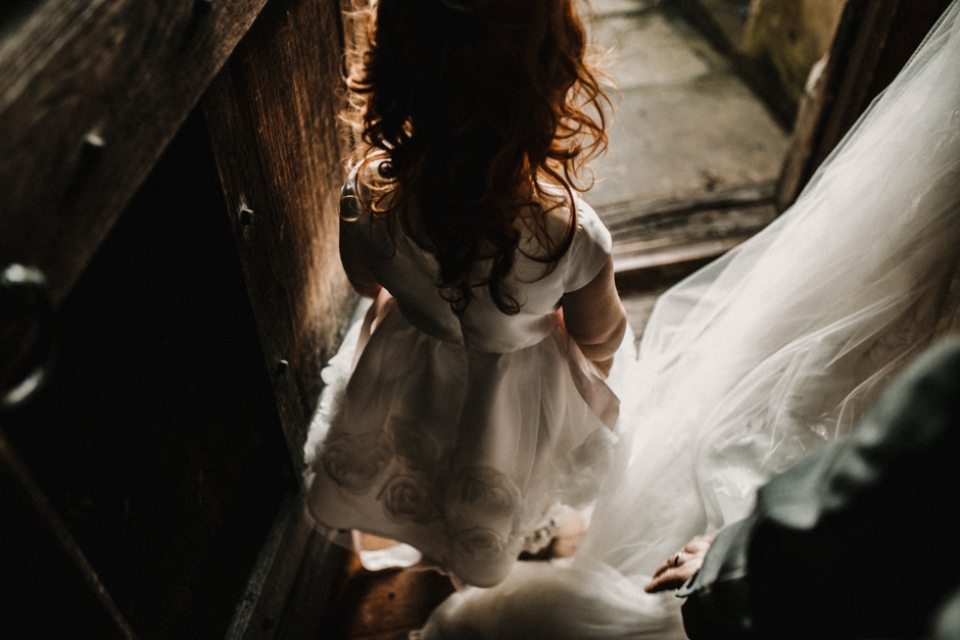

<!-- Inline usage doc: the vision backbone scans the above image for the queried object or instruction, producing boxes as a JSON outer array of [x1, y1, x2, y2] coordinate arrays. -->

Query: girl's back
[[341, 160, 613, 353]]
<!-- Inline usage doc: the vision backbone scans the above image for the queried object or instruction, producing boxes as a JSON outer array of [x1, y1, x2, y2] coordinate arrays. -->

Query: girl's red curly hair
[[344, 0, 610, 314]]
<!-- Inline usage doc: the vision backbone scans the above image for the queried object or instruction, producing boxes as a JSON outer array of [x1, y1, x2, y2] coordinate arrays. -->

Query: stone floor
[[582, 0, 789, 340], [584, 0, 788, 210]]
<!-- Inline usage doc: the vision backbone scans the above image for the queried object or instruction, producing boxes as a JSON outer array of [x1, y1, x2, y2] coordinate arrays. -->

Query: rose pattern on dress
[[446, 466, 521, 520], [446, 526, 527, 586], [320, 430, 391, 494], [387, 417, 441, 472], [447, 527, 506, 565], [378, 473, 440, 524], [316, 402, 614, 586]]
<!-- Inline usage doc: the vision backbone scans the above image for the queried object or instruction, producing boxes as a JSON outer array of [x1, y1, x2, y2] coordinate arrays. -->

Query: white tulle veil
[[421, 1, 960, 637]]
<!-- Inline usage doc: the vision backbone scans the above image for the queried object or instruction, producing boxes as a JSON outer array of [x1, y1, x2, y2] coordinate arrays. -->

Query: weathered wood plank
[[0, 428, 136, 639], [776, 0, 899, 210], [599, 180, 776, 232], [0, 0, 267, 303], [615, 235, 752, 272], [603, 182, 778, 289], [776, 0, 953, 209], [1, 109, 294, 639], [225, 491, 318, 640], [776, 53, 830, 212], [203, 0, 355, 469], [203, 2, 355, 633]]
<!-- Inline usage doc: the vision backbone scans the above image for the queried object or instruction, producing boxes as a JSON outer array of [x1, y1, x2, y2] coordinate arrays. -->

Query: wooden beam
[[224, 491, 348, 640], [203, 0, 355, 469], [1, 109, 295, 638], [601, 182, 778, 291], [203, 1, 388, 635], [776, 0, 953, 210], [203, 2, 356, 633], [0, 428, 136, 639], [0, 0, 268, 303], [601, 180, 776, 232]]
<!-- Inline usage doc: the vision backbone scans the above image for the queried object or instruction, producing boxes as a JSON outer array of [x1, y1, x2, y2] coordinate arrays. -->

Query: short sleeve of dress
[[563, 197, 613, 293]]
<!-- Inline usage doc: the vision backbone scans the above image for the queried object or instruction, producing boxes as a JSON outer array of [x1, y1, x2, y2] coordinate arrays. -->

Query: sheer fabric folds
[[422, 2, 960, 636]]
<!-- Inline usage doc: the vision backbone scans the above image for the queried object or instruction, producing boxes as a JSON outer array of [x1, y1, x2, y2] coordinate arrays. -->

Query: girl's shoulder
[[530, 185, 607, 240], [523, 186, 612, 291]]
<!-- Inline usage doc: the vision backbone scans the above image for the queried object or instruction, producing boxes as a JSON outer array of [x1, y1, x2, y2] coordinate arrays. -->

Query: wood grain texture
[[600, 181, 776, 232], [225, 491, 318, 640], [602, 182, 778, 287], [0, 0, 267, 303], [0, 110, 293, 639], [0, 429, 136, 639], [776, 53, 830, 212], [776, 0, 952, 209], [203, 0, 355, 469]]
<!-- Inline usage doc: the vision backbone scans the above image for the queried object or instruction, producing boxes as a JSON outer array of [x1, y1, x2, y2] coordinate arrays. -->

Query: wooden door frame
[[777, 0, 954, 210]]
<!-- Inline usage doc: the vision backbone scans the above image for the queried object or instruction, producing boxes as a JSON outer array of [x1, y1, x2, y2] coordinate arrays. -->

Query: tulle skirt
[[421, 1, 960, 636], [303, 288, 626, 588]]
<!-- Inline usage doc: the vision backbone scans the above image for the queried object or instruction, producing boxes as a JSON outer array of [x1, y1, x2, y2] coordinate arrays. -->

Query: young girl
[[303, 0, 629, 588]]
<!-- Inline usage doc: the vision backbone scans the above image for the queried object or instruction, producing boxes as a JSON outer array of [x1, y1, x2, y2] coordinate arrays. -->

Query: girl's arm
[[560, 256, 627, 373], [340, 221, 382, 299]]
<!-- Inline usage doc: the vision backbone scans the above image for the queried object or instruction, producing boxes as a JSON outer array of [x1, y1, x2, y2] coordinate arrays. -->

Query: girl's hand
[[592, 356, 614, 377], [561, 257, 627, 365], [643, 535, 715, 593], [556, 297, 617, 376]]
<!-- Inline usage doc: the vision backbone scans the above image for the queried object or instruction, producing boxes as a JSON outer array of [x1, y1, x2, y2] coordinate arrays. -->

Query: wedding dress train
[[421, 1, 960, 637]]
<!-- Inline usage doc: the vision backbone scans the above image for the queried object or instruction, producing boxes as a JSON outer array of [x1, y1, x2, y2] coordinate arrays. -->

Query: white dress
[[303, 175, 625, 587], [420, 0, 960, 637]]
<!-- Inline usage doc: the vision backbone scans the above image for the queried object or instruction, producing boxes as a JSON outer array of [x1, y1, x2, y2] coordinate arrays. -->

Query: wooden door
[[2, 110, 293, 638], [0, 0, 352, 637], [778, 0, 955, 208]]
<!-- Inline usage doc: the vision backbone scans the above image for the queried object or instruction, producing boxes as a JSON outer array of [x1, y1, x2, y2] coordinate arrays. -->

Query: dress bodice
[[340, 168, 612, 353]]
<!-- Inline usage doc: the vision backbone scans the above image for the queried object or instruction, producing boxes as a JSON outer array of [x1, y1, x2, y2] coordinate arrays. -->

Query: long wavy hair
[[344, 0, 610, 314]]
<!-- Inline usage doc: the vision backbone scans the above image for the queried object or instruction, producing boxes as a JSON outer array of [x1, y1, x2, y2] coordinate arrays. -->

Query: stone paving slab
[[581, 3, 790, 210], [589, 74, 787, 206], [591, 11, 729, 88]]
